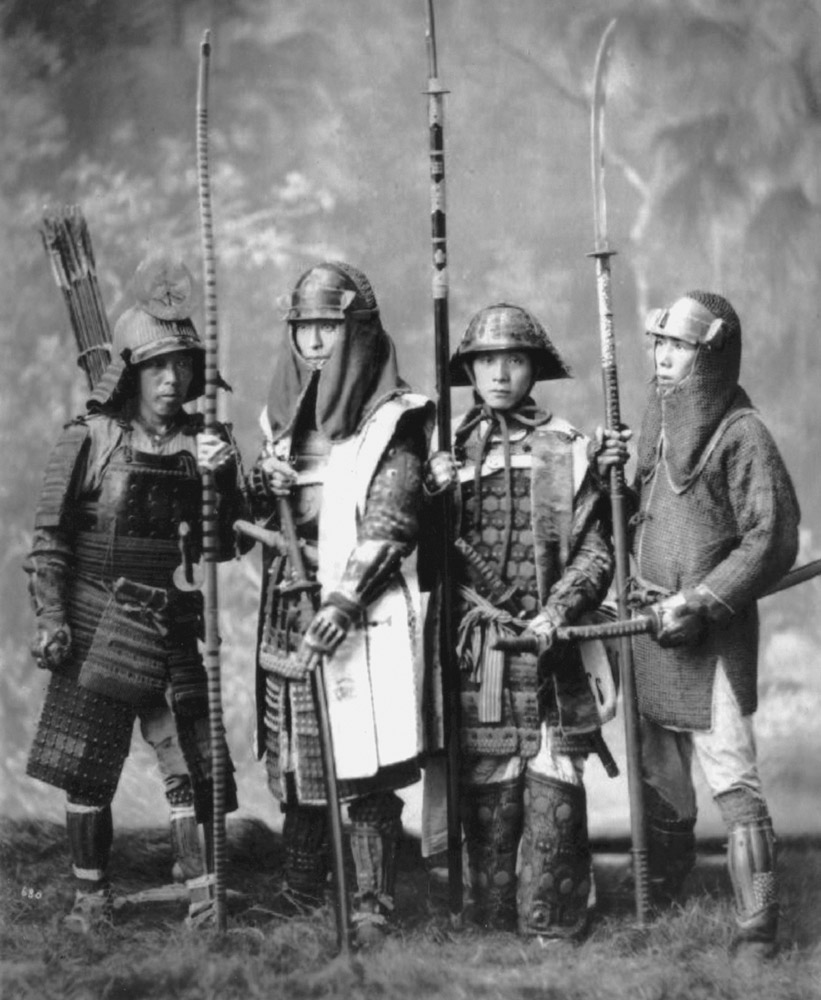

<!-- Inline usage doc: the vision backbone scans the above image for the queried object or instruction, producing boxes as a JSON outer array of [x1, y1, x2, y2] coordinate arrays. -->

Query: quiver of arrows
[[40, 206, 112, 390]]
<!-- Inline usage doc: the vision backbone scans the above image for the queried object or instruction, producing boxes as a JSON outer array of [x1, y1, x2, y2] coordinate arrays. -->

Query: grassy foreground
[[1, 817, 819, 1000]]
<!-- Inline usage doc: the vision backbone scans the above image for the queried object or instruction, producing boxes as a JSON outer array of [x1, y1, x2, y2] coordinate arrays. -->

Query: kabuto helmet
[[88, 254, 205, 410], [645, 292, 737, 350], [281, 261, 379, 326], [449, 303, 572, 386], [637, 290, 744, 490], [266, 260, 409, 442]]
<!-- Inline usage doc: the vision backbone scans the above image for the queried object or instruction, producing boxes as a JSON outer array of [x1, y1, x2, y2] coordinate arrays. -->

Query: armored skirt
[[26, 413, 244, 818]]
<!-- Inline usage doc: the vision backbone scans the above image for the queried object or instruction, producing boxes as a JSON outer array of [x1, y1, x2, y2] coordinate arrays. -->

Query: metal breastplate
[[290, 428, 331, 541], [79, 443, 202, 541], [459, 435, 540, 615]]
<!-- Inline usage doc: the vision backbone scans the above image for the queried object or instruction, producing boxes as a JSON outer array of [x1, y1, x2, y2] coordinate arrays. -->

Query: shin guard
[[64, 801, 114, 932], [645, 784, 696, 905], [517, 773, 591, 939], [461, 778, 523, 931], [282, 805, 329, 904], [727, 819, 778, 945], [348, 792, 403, 945]]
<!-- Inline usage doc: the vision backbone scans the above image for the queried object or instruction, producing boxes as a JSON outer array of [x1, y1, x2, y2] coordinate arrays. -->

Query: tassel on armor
[[64, 801, 114, 933], [461, 778, 523, 931], [348, 792, 403, 947], [516, 772, 591, 939]]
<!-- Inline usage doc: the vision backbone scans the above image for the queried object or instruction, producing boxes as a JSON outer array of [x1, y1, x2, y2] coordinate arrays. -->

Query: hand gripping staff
[[275, 497, 352, 956], [424, 0, 463, 921], [587, 19, 651, 926], [196, 31, 229, 932]]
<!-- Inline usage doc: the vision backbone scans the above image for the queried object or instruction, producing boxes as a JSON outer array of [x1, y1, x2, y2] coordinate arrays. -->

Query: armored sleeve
[[212, 421, 254, 559], [697, 416, 799, 616], [246, 447, 279, 523], [541, 472, 615, 626], [26, 419, 90, 619], [327, 416, 427, 611]]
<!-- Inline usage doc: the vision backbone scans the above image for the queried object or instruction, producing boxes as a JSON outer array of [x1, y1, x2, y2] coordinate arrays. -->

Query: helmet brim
[[448, 347, 572, 387]]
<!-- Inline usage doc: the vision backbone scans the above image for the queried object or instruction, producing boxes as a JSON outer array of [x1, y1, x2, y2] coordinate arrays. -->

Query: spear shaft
[[196, 30, 228, 932], [587, 19, 651, 925], [424, 0, 462, 919]]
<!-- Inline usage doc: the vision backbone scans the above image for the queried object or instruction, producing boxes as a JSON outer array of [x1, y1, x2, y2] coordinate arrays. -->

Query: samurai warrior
[[425, 303, 617, 938], [247, 261, 434, 946], [604, 291, 800, 958], [25, 255, 249, 931]]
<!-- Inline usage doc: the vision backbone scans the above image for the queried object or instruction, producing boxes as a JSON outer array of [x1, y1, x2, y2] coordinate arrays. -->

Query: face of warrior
[[471, 349, 535, 411], [293, 319, 343, 369], [137, 350, 194, 423], [653, 334, 698, 387]]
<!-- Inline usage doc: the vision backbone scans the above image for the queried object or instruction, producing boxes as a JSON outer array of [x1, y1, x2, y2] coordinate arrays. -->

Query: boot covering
[[461, 778, 523, 931], [64, 800, 114, 933], [348, 792, 403, 947], [169, 804, 218, 928], [517, 772, 591, 939], [717, 789, 779, 951], [282, 805, 330, 905], [170, 804, 209, 882], [645, 783, 696, 906]]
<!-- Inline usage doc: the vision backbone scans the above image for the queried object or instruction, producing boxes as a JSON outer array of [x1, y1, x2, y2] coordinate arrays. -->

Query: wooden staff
[[196, 29, 229, 932], [424, 0, 462, 920], [587, 19, 651, 925], [275, 497, 352, 956]]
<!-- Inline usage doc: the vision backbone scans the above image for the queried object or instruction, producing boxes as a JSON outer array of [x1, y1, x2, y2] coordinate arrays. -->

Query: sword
[[493, 558, 821, 653]]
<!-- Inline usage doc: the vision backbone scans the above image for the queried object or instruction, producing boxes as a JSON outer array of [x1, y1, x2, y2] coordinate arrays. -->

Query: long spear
[[424, 0, 462, 920], [587, 19, 651, 926], [196, 29, 229, 932]]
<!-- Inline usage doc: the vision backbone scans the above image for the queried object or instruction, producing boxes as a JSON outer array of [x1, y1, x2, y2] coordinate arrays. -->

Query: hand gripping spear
[[424, 0, 463, 920], [587, 19, 651, 926], [196, 30, 229, 932]]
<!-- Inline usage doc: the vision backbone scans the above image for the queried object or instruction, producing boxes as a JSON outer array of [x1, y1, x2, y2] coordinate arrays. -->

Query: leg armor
[[64, 799, 114, 933], [645, 783, 696, 906], [348, 792, 404, 947], [517, 772, 591, 939], [168, 780, 210, 883], [281, 804, 329, 905], [461, 778, 523, 932], [717, 789, 778, 950]]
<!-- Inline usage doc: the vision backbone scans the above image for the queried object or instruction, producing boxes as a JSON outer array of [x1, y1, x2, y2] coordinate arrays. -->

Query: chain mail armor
[[632, 292, 800, 729]]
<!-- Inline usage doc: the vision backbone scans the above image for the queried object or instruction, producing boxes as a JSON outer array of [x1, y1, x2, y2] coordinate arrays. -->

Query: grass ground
[[1, 817, 819, 1000]]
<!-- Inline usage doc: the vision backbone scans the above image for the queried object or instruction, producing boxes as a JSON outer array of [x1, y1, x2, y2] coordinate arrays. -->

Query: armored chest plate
[[81, 445, 202, 542]]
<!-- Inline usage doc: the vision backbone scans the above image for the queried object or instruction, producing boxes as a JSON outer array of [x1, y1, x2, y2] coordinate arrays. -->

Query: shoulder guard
[[34, 419, 92, 530]]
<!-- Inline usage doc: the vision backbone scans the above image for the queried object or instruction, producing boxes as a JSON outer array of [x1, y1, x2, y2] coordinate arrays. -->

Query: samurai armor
[[516, 772, 591, 939], [461, 778, 523, 931]]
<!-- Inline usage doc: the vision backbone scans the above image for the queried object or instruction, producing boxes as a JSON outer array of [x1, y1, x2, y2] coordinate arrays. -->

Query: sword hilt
[[492, 610, 661, 653]]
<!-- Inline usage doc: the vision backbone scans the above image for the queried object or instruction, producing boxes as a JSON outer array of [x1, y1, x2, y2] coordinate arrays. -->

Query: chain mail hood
[[265, 261, 409, 442], [637, 291, 747, 492]]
